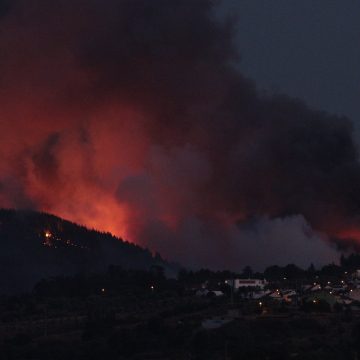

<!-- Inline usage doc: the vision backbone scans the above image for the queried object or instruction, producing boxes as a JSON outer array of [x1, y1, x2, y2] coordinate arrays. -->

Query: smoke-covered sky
[[0, 0, 359, 270]]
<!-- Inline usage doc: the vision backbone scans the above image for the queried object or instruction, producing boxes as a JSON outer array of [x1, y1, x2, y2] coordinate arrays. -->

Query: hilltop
[[0, 209, 172, 293]]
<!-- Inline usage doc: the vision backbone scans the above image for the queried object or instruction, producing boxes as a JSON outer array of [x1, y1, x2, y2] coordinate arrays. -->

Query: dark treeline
[[33, 265, 180, 298], [29, 253, 360, 299], [178, 253, 360, 287]]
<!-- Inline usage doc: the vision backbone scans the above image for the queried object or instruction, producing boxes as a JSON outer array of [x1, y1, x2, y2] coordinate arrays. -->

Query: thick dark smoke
[[0, 0, 357, 269]]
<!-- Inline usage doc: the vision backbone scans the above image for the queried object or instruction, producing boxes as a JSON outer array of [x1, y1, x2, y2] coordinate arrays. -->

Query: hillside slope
[[0, 209, 170, 293]]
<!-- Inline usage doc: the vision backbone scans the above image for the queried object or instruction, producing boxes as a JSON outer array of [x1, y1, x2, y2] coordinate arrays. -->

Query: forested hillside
[[0, 209, 170, 293]]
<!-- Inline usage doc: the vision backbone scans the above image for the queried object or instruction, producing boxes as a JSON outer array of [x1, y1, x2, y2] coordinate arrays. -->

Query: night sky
[[221, 0, 360, 131], [0, 0, 359, 270]]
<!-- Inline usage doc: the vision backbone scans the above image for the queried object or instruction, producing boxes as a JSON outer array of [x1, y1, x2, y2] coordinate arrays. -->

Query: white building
[[226, 278, 267, 290]]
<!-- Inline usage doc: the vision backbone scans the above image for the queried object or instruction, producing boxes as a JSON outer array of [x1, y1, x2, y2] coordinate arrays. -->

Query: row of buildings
[[195, 271, 360, 309]]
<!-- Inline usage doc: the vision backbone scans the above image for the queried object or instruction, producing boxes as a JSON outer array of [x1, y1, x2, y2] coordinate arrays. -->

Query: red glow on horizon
[[336, 228, 360, 243]]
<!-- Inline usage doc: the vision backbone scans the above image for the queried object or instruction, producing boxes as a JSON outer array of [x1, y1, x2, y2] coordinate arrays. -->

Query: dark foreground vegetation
[[2, 256, 360, 360]]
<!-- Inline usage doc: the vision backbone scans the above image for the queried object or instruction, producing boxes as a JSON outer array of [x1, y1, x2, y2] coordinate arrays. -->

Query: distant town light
[[45, 231, 52, 238], [101, 288, 105, 293], [259, 301, 262, 306]]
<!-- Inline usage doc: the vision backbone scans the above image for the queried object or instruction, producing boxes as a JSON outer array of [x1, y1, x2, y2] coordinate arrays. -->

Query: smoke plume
[[0, 0, 357, 268]]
